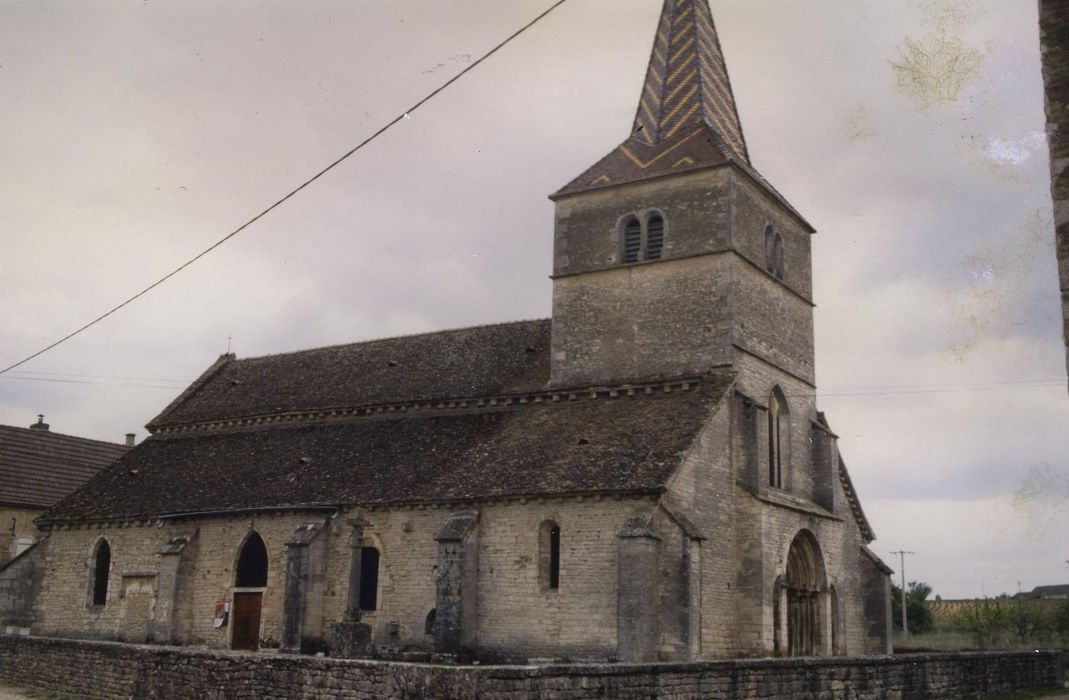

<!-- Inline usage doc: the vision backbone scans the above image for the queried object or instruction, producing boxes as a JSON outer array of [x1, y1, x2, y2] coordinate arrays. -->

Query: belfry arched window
[[768, 387, 790, 488], [623, 217, 642, 263], [765, 226, 776, 272], [773, 233, 785, 280], [645, 213, 664, 260], [765, 225, 785, 280], [620, 212, 666, 264], [91, 539, 111, 606]]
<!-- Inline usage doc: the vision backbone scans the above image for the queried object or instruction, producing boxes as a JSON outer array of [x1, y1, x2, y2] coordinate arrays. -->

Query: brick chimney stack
[[125, 433, 136, 447], [29, 415, 50, 431]]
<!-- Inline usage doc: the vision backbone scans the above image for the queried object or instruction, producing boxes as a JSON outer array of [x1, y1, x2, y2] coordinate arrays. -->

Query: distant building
[[0, 417, 128, 565], [23, 0, 891, 661], [1015, 584, 1069, 600]]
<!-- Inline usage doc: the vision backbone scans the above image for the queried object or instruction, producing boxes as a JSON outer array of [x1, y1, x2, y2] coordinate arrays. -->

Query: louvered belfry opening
[[646, 214, 664, 259], [623, 217, 642, 263]]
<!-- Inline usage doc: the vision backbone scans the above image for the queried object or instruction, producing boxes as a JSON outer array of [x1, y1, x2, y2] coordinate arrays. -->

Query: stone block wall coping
[[0, 636, 1061, 700]]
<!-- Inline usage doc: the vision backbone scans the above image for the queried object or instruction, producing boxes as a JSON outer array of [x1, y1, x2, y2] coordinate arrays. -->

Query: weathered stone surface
[[330, 621, 372, 659], [0, 537, 47, 629], [0, 636, 1061, 700]]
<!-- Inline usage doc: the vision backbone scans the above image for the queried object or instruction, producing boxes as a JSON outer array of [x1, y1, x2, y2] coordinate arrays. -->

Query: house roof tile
[[0, 426, 128, 509]]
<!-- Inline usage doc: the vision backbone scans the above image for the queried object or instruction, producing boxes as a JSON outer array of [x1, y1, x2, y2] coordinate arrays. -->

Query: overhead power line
[[0, 0, 570, 378]]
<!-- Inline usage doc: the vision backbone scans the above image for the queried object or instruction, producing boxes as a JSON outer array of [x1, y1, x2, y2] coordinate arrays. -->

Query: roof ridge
[[149, 374, 723, 437], [233, 318, 551, 364], [0, 425, 127, 450]]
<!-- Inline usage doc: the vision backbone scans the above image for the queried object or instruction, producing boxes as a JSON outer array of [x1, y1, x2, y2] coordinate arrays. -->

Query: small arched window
[[425, 609, 436, 635], [768, 387, 790, 488], [359, 546, 380, 611], [645, 214, 664, 260], [235, 532, 268, 587], [91, 539, 111, 606], [623, 217, 642, 264], [539, 520, 561, 590]]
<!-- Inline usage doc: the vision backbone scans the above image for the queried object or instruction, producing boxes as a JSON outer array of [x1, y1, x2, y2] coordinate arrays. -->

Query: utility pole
[[891, 550, 915, 637]]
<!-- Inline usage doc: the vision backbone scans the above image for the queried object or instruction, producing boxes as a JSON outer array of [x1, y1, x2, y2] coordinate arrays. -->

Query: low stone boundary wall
[[0, 635, 1062, 699]]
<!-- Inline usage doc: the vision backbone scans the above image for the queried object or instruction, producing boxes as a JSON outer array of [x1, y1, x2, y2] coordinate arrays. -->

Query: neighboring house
[[27, 0, 892, 661], [0, 417, 129, 632], [1016, 584, 1069, 600], [0, 417, 129, 565]]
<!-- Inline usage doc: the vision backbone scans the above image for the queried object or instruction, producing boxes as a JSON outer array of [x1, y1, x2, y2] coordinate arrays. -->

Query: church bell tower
[[548, 0, 817, 390]]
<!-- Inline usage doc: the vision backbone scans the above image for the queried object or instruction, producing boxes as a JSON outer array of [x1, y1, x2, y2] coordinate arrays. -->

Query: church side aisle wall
[[33, 495, 663, 658]]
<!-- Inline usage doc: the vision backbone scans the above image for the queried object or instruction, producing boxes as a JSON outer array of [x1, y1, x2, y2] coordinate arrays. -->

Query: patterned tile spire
[[554, 0, 752, 198], [631, 0, 748, 162]]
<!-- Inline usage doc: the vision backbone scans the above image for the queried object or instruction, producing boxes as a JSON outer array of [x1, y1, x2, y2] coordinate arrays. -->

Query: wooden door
[[231, 592, 262, 651]]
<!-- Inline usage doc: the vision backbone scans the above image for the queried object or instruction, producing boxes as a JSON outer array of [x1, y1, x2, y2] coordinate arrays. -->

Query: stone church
[[23, 0, 892, 661]]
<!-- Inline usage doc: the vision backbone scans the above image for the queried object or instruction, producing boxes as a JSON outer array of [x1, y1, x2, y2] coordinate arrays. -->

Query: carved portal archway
[[779, 530, 828, 656]]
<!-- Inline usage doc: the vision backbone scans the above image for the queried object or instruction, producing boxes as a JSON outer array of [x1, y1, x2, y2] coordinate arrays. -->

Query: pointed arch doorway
[[774, 530, 829, 656], [232, 532, 268, 651]]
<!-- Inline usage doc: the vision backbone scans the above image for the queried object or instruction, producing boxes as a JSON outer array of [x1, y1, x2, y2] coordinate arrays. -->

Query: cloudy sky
[[2, 0, 1066, 600]]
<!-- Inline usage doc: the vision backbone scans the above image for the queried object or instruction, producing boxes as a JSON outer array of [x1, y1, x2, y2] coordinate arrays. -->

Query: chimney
[[125, 433, 136, 448], [29, 415, 49, 432]]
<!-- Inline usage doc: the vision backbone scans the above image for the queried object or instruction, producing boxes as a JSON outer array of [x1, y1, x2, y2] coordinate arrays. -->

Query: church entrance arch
[[781, 530, 828, 656], [231, 531, 268, 651]]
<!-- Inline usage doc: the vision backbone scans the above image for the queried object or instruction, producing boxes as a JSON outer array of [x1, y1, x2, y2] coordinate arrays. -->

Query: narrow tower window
[[91, 539, 111, 606], [623, 217, 641, 263], [768, 388, 790, 488], [359, 546, 380, 611], [765, 226, 776, 274], [773, 232, 785, 280], [646, 214, 664, 260]]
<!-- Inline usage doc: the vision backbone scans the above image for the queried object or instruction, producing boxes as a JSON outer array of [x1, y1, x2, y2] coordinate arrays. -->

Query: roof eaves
[[838, 454, 876, 542], [38, 488, 668, 527], [727, 158, 816, 234]]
